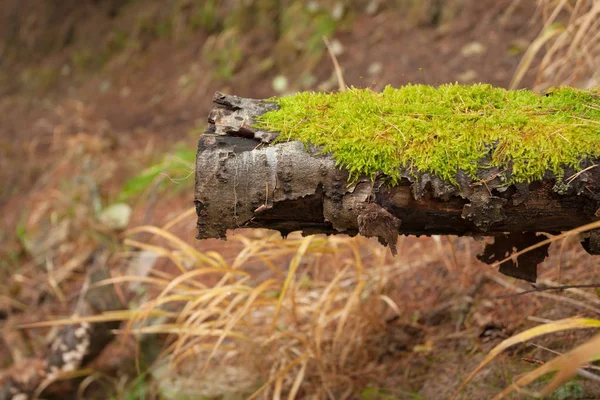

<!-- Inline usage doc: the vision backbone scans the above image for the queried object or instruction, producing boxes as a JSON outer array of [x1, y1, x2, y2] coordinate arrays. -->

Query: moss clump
[[256, 84, 600, 184]]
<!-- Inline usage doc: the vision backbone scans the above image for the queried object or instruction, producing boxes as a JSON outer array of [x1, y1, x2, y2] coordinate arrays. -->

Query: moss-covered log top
[[256, 84, 600, 184]]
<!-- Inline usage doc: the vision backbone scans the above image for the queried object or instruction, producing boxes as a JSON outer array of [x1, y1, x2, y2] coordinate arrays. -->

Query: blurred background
[[1, 1, 599, 399]]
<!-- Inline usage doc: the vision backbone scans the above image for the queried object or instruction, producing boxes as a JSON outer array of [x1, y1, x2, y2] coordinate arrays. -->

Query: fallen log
[[0, 266, 123, 399], [195, 86, 600, 281]]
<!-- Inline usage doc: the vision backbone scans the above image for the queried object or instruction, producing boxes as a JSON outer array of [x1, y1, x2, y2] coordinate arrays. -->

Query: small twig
[[141, 174, 164, 229], [496, 283, 600, 299], [322, 36, 346, 92], [566, 164, 598, 184]]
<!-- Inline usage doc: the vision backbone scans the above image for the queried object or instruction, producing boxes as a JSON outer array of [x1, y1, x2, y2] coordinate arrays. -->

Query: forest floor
[[1, 1, 599, 399]]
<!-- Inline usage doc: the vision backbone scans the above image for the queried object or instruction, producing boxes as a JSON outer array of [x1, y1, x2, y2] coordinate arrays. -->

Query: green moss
[[256, 84, 600, 184]]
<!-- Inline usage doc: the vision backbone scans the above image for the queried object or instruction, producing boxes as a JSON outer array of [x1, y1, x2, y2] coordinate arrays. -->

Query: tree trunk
[[195, 92, 600, 281]]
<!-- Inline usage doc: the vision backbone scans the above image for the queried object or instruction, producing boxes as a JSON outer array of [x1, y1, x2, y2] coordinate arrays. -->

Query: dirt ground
[[1, 0, 599, 399]]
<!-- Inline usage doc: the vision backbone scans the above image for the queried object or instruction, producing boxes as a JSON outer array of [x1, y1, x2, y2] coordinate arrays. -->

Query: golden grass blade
[[125, 268, 245, 338], [271, 236, 314, 332], [510, 23, 564, 89], [273, 373, 283, 400], [532, 0, 600, 89], [451, 317, 600, 399], [17, 309, 173, 328], [203, 278, 279, 371], [124, 238, 189, 274], [136, 294, 206, 312], [255, 253, 286, 277], [333, 279, 365, 354], [124, 225, 220, 267], [230, 237, 269, 270], [148, 268, 177, 281], [247, 353, 311, 400], [288, 359, 308, 400], [380, 294, 402, 316], [542, 0, 569, 31], [314, 282, 339, 362], [322, 36, 346, 92], [51, 248, 94, 285], [161, 206, 196, 231], [170, 308, 231, 366], [540, 333, 600, 395], [33, 369, 94, 400], [204, 250, 228, 268], [312, 265, 351, 360], [169, 289, 249, 365], [532, 291, 600, 316], [88, 275, 172, 289], [173, 289, 232, 331], [487, 273, 600, 315], [263, 331, 315, 354], [565, 2, 600, 58], [152, 267, 247, 299], [348, 238, 365, 276], [173, 284, 252, 306], [490, 333, 600, 399], [171, 342, 237, 358], [0, 294, 28, 311], [120, 325, 251, 341]]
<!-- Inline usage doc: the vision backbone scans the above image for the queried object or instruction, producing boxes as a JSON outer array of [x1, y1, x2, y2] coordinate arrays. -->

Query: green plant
[[189, 0, 220, 33], [71, 47, 100, 71], [202, 30, 243, 81], [105, 30, 130, 54], [118, 146, 196, 201], [153, 20, 172, 39], [551, 381, 586, 400]]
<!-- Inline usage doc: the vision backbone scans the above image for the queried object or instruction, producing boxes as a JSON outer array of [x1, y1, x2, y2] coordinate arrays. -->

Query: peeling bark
[[477, 232, 553, 282], [195, 92, 600, 281], [0, 267, 123, 399]]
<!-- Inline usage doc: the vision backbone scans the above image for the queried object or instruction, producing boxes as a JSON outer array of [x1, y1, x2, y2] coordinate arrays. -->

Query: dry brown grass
[[512, 0, 600, 90], [116, 227, 412, 399], [453, 222, 600, 398], [91, 214, 597, 399]]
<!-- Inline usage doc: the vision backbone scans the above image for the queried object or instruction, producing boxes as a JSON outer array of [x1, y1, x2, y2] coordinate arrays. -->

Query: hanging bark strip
[[195, 92, 600, 281]]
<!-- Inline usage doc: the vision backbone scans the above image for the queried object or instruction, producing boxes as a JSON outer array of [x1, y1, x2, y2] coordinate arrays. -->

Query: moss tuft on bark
[[256, 84, 600, 184]]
